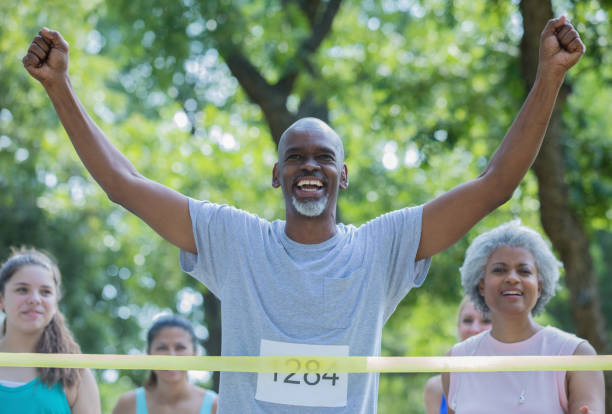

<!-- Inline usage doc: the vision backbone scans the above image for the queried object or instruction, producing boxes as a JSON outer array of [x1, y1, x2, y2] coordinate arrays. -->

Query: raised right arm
[[23, 28, 196, 253]]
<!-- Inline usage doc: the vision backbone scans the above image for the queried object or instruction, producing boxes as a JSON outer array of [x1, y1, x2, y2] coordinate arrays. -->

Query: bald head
[[278, 118, 344, 164]]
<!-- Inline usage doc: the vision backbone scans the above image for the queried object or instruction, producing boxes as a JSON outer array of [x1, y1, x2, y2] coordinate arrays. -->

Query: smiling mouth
[[294, 176, 326, 196], [296, 178, 323, 191], [502, 290, 523, 296]]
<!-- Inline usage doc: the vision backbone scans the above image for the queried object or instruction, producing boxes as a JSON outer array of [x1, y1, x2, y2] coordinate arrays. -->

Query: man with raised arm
[[23, 16, 584, 413]]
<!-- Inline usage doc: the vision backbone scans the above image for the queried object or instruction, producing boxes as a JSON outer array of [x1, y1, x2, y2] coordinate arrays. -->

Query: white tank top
[[448, 326, 584, 413]]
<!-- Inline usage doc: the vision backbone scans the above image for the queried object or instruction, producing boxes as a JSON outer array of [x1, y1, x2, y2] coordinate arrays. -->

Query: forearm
[[43, 75, 140, 201], [482, 74, 564, 198]]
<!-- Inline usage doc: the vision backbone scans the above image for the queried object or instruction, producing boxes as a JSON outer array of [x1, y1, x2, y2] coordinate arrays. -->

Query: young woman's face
[[149, 326, 196, 383], [457, 300, 491, 341], [0, 265, 58, 335], [479, 246, 542, 317]]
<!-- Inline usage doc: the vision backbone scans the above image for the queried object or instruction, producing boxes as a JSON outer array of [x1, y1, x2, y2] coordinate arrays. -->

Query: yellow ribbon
[[0, 353, 609, 372]]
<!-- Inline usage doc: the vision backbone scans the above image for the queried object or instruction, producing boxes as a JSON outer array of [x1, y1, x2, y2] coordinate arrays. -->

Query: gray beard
[[292, 194, 328, 217]]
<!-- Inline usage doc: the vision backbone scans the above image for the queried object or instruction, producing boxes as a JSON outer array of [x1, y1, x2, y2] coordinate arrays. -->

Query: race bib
[[255, 339, 349, 407]]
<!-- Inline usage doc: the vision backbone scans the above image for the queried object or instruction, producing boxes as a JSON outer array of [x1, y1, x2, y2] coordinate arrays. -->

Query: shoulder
[[450, 330, 488, 356], [190, 383, 208, 397], [112, 389, 138, 414], [425, 374, 442, 392], [542, 326, 586, 351], [424, 375, 443, 414], [572, 340, 597, 356], [191, 200, 272, 233], [191, 385, 218, 413], [424, 374, 442, 398], [542, 325, 580, 340], [65, 369, 101, 414], [192, 199, 266, 221], [365, 205, 423, 226]]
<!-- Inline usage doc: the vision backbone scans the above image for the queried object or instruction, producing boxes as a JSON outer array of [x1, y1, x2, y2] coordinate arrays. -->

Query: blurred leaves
[[1, 0, 611, 412]]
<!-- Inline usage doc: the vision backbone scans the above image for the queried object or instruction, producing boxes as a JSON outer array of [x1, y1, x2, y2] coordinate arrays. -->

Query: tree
[[519, 0, 611, 409], [5, 0, 610, 411]]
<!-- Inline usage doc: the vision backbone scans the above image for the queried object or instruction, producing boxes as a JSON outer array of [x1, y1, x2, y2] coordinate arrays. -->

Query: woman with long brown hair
[[0, 247, 100, 413]]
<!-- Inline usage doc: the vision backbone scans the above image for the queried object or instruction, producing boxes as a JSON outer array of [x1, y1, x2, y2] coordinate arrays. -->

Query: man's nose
[[301, 156, 320, 171]]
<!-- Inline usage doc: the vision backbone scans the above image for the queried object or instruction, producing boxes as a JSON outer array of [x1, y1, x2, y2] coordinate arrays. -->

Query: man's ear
[[272, 163, 280, 188], [340, 164, 349, 190]]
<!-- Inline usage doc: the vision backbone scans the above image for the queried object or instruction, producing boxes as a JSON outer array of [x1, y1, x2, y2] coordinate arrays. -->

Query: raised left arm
[[416, 16, 584, 260]]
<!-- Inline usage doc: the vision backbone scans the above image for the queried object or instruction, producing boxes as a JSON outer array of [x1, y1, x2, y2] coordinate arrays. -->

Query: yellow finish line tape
[[0, 353, 609, 373]]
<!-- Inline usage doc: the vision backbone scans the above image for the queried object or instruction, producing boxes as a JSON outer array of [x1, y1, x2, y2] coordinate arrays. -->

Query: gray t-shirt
[[180, 199, 431, 413]]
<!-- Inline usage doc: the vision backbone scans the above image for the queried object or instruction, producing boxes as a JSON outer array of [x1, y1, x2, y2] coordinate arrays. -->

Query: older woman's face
[[478, 246, 541, 317]]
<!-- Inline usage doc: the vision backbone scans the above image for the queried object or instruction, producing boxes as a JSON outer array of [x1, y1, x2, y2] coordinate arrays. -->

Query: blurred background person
[[113, 314, 217, 414]]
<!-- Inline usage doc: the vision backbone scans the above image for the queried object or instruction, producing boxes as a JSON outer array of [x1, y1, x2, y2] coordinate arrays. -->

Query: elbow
[[106, 188, 122, 205], [478, 172, 516, 209], [102, 172, 142, 207], [492, 190, 513, 208], [105, 186, 127, 207]]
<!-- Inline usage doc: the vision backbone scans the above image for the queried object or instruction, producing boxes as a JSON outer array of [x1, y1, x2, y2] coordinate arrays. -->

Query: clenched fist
[[538, 16, 585, 81], [23, 27, 70, 87]]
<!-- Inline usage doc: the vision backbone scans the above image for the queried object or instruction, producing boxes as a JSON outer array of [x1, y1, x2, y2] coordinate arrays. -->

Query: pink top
[[448, 326, 584, 414]]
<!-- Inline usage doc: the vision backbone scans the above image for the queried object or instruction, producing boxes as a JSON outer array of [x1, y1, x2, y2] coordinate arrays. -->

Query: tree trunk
[[219, 0, 341, 145], [519, 0, 610, 408]]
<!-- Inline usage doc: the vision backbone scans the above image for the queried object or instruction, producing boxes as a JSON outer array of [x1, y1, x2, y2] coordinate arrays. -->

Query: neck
[[151, 376, 192, 404], [489, 313, 541, 343], [284, 210, 338, 244], [0, 329, 42, 353]]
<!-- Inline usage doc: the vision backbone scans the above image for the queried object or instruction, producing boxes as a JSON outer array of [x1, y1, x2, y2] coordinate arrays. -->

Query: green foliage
[[2, 0, 611, 412]]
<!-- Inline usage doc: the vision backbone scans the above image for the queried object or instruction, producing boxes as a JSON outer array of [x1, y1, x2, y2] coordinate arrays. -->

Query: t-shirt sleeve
[[363, 205, 432, 319], [179, 198, 259, 298]]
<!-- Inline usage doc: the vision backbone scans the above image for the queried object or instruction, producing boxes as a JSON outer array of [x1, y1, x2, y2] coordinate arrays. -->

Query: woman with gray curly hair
[[441, 221, 604, 414]]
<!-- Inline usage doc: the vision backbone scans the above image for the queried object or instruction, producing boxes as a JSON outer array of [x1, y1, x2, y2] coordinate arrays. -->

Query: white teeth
[[297, 179, 323, 188], [502, 291, 522, 295]]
